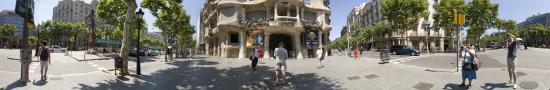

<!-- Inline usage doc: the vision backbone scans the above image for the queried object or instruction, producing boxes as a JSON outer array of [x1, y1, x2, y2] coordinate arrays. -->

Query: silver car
[[49, 45, 66, 53]]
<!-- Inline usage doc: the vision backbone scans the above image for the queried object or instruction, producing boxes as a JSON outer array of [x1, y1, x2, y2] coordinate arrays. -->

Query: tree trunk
[[120, 0, 137, 75]]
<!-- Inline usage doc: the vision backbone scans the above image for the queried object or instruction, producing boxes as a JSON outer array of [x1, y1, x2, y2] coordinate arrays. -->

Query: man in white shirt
[[316, 47, 325, 68], [274, 42, 287, 84]]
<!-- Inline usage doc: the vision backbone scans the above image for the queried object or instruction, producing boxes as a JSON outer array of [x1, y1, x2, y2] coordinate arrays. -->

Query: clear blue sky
[[1, 0, 549, 40]]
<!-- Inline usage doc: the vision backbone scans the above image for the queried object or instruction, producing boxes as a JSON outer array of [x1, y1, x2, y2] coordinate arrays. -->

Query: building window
[[304, 0, 311, 5], [229, 33, 239, 44], [220, 6, 236, 17]]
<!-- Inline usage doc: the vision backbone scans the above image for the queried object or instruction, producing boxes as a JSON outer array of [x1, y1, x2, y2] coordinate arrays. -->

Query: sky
[[1, 0, 549, 40]]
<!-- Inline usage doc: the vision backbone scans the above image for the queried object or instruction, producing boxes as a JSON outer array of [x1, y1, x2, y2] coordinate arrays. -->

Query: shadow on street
[[75, 57, 341, 90]]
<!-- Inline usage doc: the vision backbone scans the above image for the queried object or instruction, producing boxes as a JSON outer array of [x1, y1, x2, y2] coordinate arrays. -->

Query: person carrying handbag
[[459, 43, 479, 89]]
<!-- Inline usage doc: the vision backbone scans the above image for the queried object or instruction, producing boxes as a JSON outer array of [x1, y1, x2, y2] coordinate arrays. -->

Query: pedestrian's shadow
[[480, 83, 511, 90], [442, 83, 467, 90], [32, 79, 48, 86]]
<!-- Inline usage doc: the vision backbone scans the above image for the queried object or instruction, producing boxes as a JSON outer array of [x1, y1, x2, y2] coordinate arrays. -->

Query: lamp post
[[423, 20, 430, 54], [135, 9, 144, 75]]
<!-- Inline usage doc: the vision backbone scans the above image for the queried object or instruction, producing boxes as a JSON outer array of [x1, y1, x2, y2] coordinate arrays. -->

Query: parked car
[[49, 45, 66, 53], [147, 50, 159, 56], [390, 45, 420, 56], [129, 48, 145, 56]]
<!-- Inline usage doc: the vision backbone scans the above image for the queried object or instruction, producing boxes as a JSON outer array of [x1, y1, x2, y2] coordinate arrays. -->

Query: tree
[[433, 0, 466, 50], [96, 0, 138, 75], [382, 0, 428, 34], [495, 19, 517, 35], [465, 0, 498, 44], [141, 0, 193, 60], [0, 24, 17, 36], [381, 0, 428, 48], [0, 24, 17, 47], [37, 20, 89, 48]]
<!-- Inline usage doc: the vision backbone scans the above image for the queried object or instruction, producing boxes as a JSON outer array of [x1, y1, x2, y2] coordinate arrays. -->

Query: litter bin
[[113, 55, 123, 75], [379, 49, 390, 64]]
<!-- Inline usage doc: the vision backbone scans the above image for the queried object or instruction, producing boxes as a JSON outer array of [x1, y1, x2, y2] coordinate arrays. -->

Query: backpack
[[40, 47, 50, 60]]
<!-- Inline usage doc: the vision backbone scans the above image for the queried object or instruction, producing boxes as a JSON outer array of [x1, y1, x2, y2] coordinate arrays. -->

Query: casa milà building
[[199, 0, 332, 59]]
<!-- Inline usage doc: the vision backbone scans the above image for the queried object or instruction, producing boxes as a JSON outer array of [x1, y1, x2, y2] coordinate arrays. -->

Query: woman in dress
[[460, 43, 478, 88]]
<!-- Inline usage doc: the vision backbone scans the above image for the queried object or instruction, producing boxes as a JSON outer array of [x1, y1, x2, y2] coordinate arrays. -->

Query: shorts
[[277, 62, 286, 71], [507, 57, 517, 72], [40, 61, 48, 71]]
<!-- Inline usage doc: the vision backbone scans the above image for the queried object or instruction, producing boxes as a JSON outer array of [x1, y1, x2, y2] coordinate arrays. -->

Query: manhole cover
[[49, 77, 63, 80], [516, 72, 527, 77], [364, 74, 378, 79], [346, 76, 361, 81], [519, 81, 538, 89], [413, 82, 433, 90]]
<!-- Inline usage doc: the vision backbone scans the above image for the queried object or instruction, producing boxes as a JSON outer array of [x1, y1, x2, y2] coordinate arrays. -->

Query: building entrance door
[[269, 34, 294, 58]]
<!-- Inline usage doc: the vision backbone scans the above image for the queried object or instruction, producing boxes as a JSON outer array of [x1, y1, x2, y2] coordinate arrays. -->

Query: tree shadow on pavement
[[75, 59, 341, 90], [480, 83, 511, 90]]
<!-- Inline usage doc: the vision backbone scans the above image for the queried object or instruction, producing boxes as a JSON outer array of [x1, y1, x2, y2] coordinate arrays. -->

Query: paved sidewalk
[[1, 53, 549, 90]]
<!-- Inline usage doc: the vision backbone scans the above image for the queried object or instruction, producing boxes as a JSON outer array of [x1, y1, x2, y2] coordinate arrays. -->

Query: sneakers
[[513, 84, 518, 89]]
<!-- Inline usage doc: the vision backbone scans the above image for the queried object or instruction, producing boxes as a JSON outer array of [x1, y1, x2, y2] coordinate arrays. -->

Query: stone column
[[294, 33, 303, 59], [220, 33, 227, 58], [238, 31, 246, 59], [263, 32, 271, 59]]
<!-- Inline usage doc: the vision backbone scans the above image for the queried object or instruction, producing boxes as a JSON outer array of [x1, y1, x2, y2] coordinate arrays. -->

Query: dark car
[[129, 48, 145, 57], [390, 45, 420, 56]]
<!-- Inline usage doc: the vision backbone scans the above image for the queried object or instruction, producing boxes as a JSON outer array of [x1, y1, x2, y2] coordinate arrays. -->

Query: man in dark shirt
[[506, 33, 519, 89]]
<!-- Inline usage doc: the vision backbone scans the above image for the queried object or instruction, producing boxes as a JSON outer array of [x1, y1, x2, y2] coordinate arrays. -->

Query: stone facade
[[199, 0, 331, 59], [53, 0, 115, 29], [343, 0, 448, 52]]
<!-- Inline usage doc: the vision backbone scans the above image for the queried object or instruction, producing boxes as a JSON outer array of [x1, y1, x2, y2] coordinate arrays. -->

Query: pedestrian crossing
[[389, 54, 437, 64]]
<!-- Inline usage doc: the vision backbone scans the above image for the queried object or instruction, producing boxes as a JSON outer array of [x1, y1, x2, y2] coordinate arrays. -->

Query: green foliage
[[0, 24, 17, 36], [38, 20, 89, 46], [96, 0, 127, 25], [382, 0, 428, 34], [465, 0, 498, 42], [141, 0, 194, 50], [433, 0, 466, 36]]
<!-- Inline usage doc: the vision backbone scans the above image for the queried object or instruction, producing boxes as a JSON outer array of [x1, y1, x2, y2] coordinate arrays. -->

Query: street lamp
[[135, 9, 144, 75], [423, 19, 431, 54]]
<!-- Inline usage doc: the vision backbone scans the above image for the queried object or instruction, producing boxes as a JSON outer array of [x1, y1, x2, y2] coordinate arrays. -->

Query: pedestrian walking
[[359, 47, 363, 58], [257, 47, 264, 64], [316, 47, 325, 68], [459, 43, 479, 89], [38, 41, 51, 79], [249, 46, 260, 71], [273, 42, 288, 84], [506, 33, 520, 89], [353, 47, 358, 60]]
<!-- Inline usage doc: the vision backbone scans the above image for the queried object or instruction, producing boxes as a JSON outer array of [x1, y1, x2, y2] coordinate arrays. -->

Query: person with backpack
[[459, 43, 479, 89], [249, 46, 260, 71], [316, 47, 325, 68], [38, 41, 51, 79]]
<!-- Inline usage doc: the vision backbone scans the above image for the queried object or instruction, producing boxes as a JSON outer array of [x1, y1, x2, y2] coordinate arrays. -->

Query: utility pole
[[135, 9, 144, 75], [15, 0, 34, 83], [453, 9, 465, 72]]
